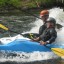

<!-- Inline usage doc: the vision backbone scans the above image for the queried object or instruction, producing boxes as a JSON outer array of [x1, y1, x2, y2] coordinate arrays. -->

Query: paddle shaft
[[9, 29, 23, 35]]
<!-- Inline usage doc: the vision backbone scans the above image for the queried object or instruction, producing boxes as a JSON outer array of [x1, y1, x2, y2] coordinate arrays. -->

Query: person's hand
[[40, 41, 47, 45]]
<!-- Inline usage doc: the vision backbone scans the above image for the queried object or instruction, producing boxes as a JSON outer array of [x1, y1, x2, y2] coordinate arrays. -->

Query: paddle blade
[[0, 24, 8, 30], [51, 48, 64, 57]]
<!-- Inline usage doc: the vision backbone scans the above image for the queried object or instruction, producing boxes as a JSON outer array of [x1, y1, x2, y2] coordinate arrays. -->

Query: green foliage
[[22, 1, 37, 8], [0, 0, 21, 8], [0, 0, 6, 7], [8, 0, 21, 7], [0, 0, 63, 10]]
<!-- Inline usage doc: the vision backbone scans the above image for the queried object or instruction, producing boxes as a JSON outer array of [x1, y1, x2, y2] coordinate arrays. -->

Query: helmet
[[47, 17, 56, 25], [40, 10, 49, 17]]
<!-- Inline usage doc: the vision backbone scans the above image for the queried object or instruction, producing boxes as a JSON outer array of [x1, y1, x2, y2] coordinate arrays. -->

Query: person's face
[[41, 15, 49, 22], [46, 22, 54, 28], [46, 22, 50, 28]]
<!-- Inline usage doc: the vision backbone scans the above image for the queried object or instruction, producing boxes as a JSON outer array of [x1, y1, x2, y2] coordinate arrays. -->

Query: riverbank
[[0, 0, 64, 15]]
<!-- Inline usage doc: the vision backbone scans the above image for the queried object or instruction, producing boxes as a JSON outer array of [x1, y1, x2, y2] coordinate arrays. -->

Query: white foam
[[0, 34, 30, 44], [0, 51, 58, 62]]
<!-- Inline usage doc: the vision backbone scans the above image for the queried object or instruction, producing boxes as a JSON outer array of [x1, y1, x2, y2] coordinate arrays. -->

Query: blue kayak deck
[[0, 39, 62, 52]]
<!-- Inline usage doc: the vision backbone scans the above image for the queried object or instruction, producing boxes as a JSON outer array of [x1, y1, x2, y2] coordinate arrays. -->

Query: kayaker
[[29, 10, 49, 39], [33, 17, 57, 45], [31, 10, 49, 40], [39, 10, 49, 36]]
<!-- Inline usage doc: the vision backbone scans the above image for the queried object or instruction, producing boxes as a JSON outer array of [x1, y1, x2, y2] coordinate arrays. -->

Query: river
[[0, 8, 64, 64]]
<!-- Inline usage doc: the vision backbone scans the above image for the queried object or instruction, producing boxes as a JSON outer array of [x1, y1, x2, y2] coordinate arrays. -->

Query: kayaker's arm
[[46, 29, 57, 44]]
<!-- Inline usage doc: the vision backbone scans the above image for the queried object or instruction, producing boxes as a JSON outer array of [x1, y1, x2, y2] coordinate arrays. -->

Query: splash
[[0, 34, 30, 44], [49, 8, 64, 45], [0, 51, 58, 62]]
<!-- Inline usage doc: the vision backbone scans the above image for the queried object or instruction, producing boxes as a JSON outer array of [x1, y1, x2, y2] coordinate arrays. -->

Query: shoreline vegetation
[[0, 0, 64, 15]]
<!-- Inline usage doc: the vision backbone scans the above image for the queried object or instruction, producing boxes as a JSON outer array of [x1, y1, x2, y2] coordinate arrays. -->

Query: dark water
[[0, 16, 36, 38], [0, 15, 64, 64]]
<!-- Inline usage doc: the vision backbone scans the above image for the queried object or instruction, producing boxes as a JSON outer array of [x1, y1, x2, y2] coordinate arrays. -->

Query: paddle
[[0, 24, 39, 38], [51, 48, 64, 57], [0, 24, 38, 38]]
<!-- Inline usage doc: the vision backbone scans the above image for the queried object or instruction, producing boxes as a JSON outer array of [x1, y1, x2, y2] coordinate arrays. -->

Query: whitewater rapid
[[0, 8, 64, 62]]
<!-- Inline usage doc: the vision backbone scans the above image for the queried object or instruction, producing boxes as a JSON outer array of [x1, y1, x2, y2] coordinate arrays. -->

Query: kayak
[[0, 39, 62, 52]]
